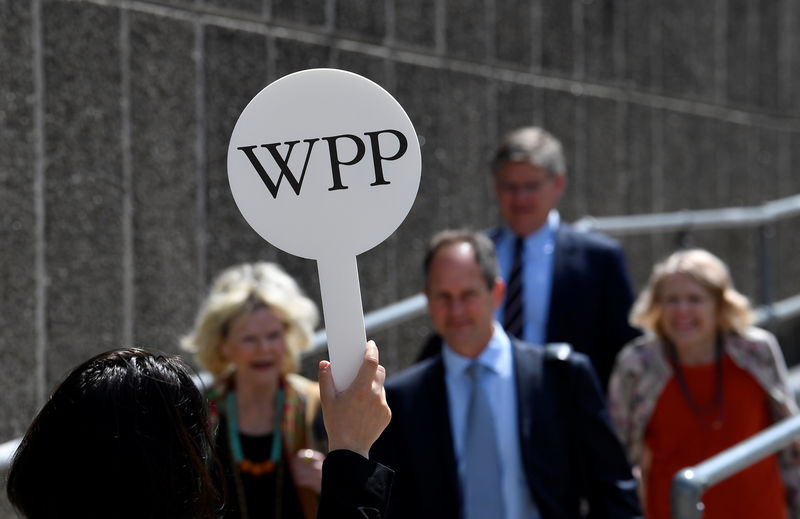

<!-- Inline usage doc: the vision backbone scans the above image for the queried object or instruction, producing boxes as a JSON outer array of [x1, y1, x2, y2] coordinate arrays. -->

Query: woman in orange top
[[609, 249, 800, 518]]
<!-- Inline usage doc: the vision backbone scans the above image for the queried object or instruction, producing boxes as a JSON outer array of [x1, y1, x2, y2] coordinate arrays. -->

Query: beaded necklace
[[227, 388, 285, 476], [665, 333, 725, 431]]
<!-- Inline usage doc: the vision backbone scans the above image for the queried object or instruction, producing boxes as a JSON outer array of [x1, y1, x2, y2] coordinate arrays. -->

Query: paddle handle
[[317, 254, 367, 390]]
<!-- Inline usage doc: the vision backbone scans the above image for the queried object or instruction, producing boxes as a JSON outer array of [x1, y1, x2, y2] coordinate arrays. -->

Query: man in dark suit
[[372, 230, 641, 519], [490, 126, 639, 389]]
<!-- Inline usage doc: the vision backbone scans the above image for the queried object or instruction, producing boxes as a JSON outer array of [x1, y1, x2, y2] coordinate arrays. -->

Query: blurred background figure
[[182, 262, 326, 519], [609, 249, 800, 519], [417, 126, 639, 391], [6, 348, 221, 519], [489, 126, 640, 390]]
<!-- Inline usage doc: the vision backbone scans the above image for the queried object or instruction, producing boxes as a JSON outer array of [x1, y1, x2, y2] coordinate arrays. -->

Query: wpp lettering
[[237, 129, 408, 199]]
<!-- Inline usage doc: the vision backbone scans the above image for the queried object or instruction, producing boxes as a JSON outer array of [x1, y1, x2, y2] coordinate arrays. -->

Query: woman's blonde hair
[[181, 262, 318, 377], [630, 248, 753, 337]]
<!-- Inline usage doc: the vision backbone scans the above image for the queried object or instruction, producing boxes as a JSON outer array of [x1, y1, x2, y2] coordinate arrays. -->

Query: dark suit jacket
[[372, 340, 642, 519], [540, 223, 641, 390]]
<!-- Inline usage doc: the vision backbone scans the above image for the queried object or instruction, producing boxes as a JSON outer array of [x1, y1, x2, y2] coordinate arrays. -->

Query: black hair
[[6, 348, 222, 519]]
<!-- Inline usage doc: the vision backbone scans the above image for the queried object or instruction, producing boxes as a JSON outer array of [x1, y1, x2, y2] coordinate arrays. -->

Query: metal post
[[671, 414, 800, 519], [757, 224, 775, 330], [676, 228, 692, 250], [671, 469, 707, 519]]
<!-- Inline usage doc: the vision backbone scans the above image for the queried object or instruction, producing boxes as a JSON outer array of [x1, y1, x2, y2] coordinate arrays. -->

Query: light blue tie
[[464, 362, 505, 519]]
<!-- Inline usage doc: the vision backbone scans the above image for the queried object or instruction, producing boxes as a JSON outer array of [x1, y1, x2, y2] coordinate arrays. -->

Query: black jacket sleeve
[[318, 449, 394, 519]]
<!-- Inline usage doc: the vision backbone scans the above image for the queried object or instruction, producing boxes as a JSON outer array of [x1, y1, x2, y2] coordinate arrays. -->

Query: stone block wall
[[1, 1, 800, 511]]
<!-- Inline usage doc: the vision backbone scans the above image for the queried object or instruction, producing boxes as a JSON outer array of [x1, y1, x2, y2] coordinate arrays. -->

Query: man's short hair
[[491, 126, 566, 177], [423, 229, 499, 290]]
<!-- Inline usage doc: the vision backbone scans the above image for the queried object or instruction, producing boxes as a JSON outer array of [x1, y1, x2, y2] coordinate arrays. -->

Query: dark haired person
[[6, 348, 221, 519], [7, 344, 395, 519]]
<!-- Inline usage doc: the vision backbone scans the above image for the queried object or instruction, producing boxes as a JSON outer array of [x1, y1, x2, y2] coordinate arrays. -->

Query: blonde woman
[[182, 262, 325, 519], [609, 249, 800, 519]]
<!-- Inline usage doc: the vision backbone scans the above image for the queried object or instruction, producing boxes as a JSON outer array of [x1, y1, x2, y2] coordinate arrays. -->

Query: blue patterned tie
[[464, 362, 505, 519], [503, 237, 524, 339]]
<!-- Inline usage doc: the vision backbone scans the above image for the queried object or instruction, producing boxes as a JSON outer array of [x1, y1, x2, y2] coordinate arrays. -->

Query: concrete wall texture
[[2, 0, 800, 510]]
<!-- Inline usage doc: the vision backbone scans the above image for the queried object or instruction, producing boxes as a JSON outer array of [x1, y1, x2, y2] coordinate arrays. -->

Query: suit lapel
[[546, 225, 573, 342], [512, 340, 552, 508], [415, 356, 461, 514], [513, 341, 538, 466]]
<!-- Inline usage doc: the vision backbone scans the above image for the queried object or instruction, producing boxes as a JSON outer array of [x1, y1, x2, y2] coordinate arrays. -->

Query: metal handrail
[[753, 293, 800, 325], [303, 193, 800, 354], [574, 193, 800, 235], [4, 292, 799, 475], [302, 291, 800, 355], [4, 193, 800, 474], [310, 293, 427, 350], [304, 193, 800, 355], [671, 414, 800, 519]]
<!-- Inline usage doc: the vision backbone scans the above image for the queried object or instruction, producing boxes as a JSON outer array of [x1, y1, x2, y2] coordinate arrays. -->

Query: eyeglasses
[[496, 178, 553, 196]]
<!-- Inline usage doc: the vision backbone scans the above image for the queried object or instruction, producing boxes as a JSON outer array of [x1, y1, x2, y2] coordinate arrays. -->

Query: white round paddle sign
[[228, 69, 421, 389]]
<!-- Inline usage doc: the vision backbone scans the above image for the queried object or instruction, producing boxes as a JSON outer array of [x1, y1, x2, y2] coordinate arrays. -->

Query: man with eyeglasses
[[487, 126, 640, 390]]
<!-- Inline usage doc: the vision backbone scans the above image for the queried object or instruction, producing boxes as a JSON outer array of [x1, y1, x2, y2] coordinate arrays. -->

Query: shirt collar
[[501, 209, 560, 247], [442, 322, 513, 378], [547, 209, 560, 231]]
